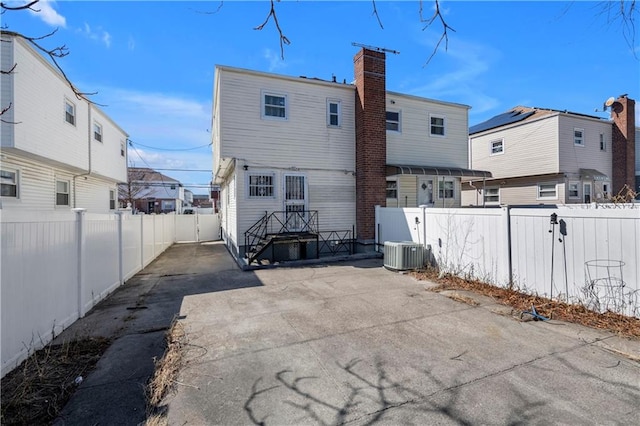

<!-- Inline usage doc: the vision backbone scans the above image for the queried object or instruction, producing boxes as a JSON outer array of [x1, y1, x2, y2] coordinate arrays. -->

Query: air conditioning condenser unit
[[383, 241, 426, 271]]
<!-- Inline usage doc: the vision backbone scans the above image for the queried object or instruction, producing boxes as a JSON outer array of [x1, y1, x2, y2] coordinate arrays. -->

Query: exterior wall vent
[[383, 241, 426, 271]]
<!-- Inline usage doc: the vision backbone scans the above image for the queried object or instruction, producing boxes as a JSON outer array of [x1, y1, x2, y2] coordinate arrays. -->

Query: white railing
[[1, 210, 220, 378], [376, 205, 640, 318]]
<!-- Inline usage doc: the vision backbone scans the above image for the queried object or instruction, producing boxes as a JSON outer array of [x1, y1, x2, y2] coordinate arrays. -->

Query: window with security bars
[[438, 180, 454, 199], [263, 93, 287, 118], [1, 169, 18, 197], [56, 180, 70, 206], [248, 174, 275, 198]]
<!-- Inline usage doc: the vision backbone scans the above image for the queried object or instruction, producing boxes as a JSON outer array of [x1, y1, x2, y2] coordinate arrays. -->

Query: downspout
[[73, 101, 93, 208]]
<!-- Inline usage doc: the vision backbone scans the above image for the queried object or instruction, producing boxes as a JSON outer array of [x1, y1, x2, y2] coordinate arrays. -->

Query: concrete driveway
[[162, 244, 640, 425]]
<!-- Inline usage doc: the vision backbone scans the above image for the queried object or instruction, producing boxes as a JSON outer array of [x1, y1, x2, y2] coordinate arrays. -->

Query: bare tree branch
[[596, 0, 638, 59], [191, 1, 223, 15], [371, 0, 384, 29], [420, 0, 456, 67], [0, 62, 16, 75], [254, 0, 290, 60], [0, 1, 40, 13]]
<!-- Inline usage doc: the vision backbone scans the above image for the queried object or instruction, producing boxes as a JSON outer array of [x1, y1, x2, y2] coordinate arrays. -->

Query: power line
[[128, 139, 212, 152], [152, 168, 212, 172]]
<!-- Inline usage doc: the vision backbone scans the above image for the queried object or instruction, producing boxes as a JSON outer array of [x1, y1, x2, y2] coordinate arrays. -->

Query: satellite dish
[[605, 97, 615, 107]]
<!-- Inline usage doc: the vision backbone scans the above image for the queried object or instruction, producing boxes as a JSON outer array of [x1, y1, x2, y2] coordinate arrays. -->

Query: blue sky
[[5, 1, 639, 194]]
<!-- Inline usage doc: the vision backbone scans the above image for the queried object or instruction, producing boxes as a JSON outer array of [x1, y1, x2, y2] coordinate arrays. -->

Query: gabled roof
[[128, 167, 180, 184], [470, 106, 605, 135]]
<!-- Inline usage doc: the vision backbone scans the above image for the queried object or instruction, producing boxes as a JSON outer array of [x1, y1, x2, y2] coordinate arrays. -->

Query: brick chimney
[[611, 95, 636, 196], [354, 48, 387, 249]]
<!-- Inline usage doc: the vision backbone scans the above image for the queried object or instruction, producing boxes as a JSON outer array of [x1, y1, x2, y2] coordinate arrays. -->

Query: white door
[[284, 174, 307, 231], [583, 182, 592, 203], [418, 177, 434, 206]]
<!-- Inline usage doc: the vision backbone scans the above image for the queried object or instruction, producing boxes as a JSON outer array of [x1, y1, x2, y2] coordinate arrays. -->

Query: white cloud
[[76, 22, 111, 48], [263, 48, 287, 73], [27, 0, 66, 27]]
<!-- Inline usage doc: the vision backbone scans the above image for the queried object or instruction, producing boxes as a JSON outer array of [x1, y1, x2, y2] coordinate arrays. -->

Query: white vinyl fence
[[1, 210, 220, 378], [376, 205, 640, 318]]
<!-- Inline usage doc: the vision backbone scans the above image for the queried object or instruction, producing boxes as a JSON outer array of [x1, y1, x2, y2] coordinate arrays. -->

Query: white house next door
[[284, 174, 307, 231]]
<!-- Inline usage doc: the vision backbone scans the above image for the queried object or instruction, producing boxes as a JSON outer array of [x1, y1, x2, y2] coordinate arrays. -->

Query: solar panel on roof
[[469, 110, 535, 134]]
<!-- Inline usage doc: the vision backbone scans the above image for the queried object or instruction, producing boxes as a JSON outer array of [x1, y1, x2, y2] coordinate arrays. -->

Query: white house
[[120, 167, 185, 214], [0, 33, 128, 212], [213, 48, 488, 265], [462, 97, 636, 206]]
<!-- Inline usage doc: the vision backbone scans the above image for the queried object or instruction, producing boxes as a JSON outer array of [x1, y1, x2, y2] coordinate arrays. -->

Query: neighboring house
[[192, 193, 214, 209], [0, 33, 128, 212], [184, 189, 194, 209], [213, 48, 488, 263], [461, 96, 636, 206], [119, 167, 185, 214]]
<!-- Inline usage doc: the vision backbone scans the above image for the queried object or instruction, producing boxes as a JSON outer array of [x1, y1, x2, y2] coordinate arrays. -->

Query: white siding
[[558, 115, 612, 178], [0, 34, 15, 145], [386, 92, 470, 168], [470, 115, 559, 178], [1, 35, 126, 184]]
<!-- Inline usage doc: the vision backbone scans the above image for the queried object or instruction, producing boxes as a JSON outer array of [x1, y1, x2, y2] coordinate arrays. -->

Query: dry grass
[[145, 319, 187, 425], [0, 337, 110, 425], [443, 292, 480, 306], [414, 268, 640, 339]]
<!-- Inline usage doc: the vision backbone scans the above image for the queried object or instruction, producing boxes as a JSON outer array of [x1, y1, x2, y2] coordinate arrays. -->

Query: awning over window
[[387, 165, 492, 178], [579, 168, 609, 182]]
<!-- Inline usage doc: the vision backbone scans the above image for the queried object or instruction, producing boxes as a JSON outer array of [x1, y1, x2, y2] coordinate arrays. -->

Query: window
[[170, 184, 176, 190], [438, 180, 454, 199], [430, 114, 445, 136], [599, 133, 606, 151], [120, 141, 125, 157], [386, 111, 400, 131], [109, 189, 116, 210], [248, 174, 275, 198], [574, 128, 584, 146], [602, 183, 610, 199], [568, 182, 579, 199], [327, 100, 341, 127], [262, 91, 287, 119], [386, 180, 397, 198], [56, 180, 70, 206], [484, 187, 499, 204], [94, 122, 103, 142], [537, 183, 557, 199], [490, 139, 504, 155], [1, 169, 18, 198], [64, 99, 76, 125]]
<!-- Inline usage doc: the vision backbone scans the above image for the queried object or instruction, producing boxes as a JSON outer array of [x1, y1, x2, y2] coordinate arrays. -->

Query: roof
[[128, 167, 180, 184], [387, 165, 492, 178], [470, 106, 605, 135]]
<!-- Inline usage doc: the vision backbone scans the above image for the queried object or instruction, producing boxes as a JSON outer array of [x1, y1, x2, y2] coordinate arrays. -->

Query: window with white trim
[[386, 111, 400, 131], [262, 91, 287, 119], [109, 189, 116, 210], [537, 183, 557, 199], [120, 141, 125, 157], [574, 128, 584, 146], [327, 99, 341, 127], [64, 99, 76, 126], [602, 183, 610, 199], [490, 139, 504, 155], [483, 187, 499, 204], [430, 114, 445, 136], [94, 122, 103, 142], [247, 173, 275, 198], [599, 133, 606, 151], [438, 180, 454, 199], [386, 180, 397, 199], [56, 180, 70, 206], [568, 182, 579, 198], [1, 169, 18, 198]]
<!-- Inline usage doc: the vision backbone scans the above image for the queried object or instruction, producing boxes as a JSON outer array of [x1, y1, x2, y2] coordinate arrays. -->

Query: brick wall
[[354, 48, 387, 244], [611, 96, 636, 195]]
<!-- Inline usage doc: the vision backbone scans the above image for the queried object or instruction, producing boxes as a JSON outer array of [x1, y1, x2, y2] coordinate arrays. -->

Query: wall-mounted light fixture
[[243, 165, 248, 171]]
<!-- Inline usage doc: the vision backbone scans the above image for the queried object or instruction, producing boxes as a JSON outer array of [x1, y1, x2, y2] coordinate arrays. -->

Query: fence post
[[73, 208, 87, 318], [115, 211, 124, 285], [502, 205, 513, 288]]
